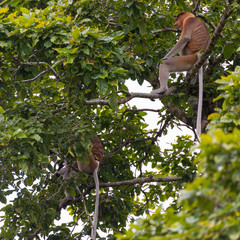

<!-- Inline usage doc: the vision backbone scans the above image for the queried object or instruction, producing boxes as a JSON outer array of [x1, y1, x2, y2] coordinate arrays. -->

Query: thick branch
[[167, 102, 208, 132], [56, 175, 182, 215], [97, 176, 181, 188], [79, 175, 182, 199]]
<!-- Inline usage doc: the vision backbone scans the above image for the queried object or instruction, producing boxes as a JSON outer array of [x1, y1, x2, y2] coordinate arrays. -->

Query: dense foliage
[[0, 0, 239, 239]]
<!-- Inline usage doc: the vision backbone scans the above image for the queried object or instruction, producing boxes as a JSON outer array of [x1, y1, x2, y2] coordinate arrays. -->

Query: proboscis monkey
[[151, 12, 210, 136], [56, 136, 104, 240]]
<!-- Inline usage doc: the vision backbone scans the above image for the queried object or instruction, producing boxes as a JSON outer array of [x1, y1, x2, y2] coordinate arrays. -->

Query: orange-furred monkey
[[151, 12, 210, 136], [57, 136, 104, 240]]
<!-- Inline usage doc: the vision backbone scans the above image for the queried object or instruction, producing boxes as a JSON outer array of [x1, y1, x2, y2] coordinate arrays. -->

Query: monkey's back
[[184, 17, 210, 54]]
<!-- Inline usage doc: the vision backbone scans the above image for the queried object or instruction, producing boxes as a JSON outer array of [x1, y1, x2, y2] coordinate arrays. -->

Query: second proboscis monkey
[[151, 12, 210, 136], [56, 136, 104, 240]]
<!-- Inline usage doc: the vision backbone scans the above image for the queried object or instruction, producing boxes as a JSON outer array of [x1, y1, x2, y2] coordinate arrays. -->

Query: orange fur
[[151, 12, 210, 137]]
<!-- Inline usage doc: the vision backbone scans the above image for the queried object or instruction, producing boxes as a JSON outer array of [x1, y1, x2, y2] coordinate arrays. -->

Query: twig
[[46, 182, 65, 201], [192, 0, 201, 14], [26, 227, 42, 240], [152, 28, 180, 34], [20, 61, 60, 80], [136, 115, 173, 172], [21, 69, 49, 82]]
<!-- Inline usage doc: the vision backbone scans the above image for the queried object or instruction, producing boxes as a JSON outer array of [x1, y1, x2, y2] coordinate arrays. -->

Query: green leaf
[[139, 21, 146, 35], [66, 54, 76, 64], [0, 8, 9, 14], [19, 162, 28, 173], [31, 134, 42, 142], [82, 48, 90, 55], [109, 89, 118, 111], [223, 44, 235, 59], [111, 67, 128, 75], [96, 79, 109, 95], [20, 7, 30, 15], [72, 28, 80, 40], [17, 132, 28, 139], [0, 194, 7, 204], [0, 106, 4, 114], [99, 35, 113, 43]]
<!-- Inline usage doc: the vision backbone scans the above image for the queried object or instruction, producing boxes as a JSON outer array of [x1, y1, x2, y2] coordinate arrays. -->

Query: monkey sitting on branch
[[151, 12, 210, 137], [56, 136, 104, 240]]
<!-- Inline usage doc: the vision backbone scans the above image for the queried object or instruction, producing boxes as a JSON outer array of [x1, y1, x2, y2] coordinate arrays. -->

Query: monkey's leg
[[151, 55, 197, 94], [151, 63, 170, 94]]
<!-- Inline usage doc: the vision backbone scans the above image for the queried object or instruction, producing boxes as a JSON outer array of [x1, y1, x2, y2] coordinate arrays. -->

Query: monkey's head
[[174, 12, 195, 30]]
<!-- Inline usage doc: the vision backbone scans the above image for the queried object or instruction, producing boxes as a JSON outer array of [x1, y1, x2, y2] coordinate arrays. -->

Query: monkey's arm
[[163, 18, 194, 59], [163, 37, 190, 59]]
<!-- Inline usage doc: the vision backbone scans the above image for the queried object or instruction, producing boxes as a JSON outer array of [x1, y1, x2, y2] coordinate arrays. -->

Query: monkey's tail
[[196, 66, 203, 138], [91, 163, 99, 240]]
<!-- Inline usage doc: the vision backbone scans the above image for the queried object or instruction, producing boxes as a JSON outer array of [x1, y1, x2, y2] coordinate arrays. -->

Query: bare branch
[[136, 115, 173, 171], [21, 69, 49, 82], [85, 86, 177, 106], [97, 175, 181, 189], [26, 227, 42, 240], [20, 61, 60, 80], [56, 175, 182, 214], [152, 28, 180, 34], [191, 0, 201, 14], [124, 108, 161, 113], [82, 175, 182, 199]]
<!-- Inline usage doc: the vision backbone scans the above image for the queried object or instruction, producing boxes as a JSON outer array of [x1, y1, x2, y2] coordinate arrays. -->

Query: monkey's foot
[[150, 88, 167, 95]]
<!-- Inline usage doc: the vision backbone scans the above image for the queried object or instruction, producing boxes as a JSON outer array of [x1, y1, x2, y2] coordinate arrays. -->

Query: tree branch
[[79, 175, 182, 199], [152, 28, 180, 34], [97, 175, 182, 189], [56, 175, 182, 211], [20, 61, 60, 80], [166, 102, 208, 133], [85, 86, 177, 106], [21, 69, 49, 82], [136, 115, 173, 174], [26, 227, 42, 240], [191, 0, 201, 14]]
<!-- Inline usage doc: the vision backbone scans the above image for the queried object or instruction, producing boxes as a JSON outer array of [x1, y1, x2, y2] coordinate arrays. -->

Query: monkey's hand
[[161, 57, 169, 61]]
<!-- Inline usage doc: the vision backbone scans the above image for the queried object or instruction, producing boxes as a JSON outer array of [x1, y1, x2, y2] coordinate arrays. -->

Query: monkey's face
[[174, 12, 194, 30], [174, 12, 185, 29], [174, 17, 183, 29]]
